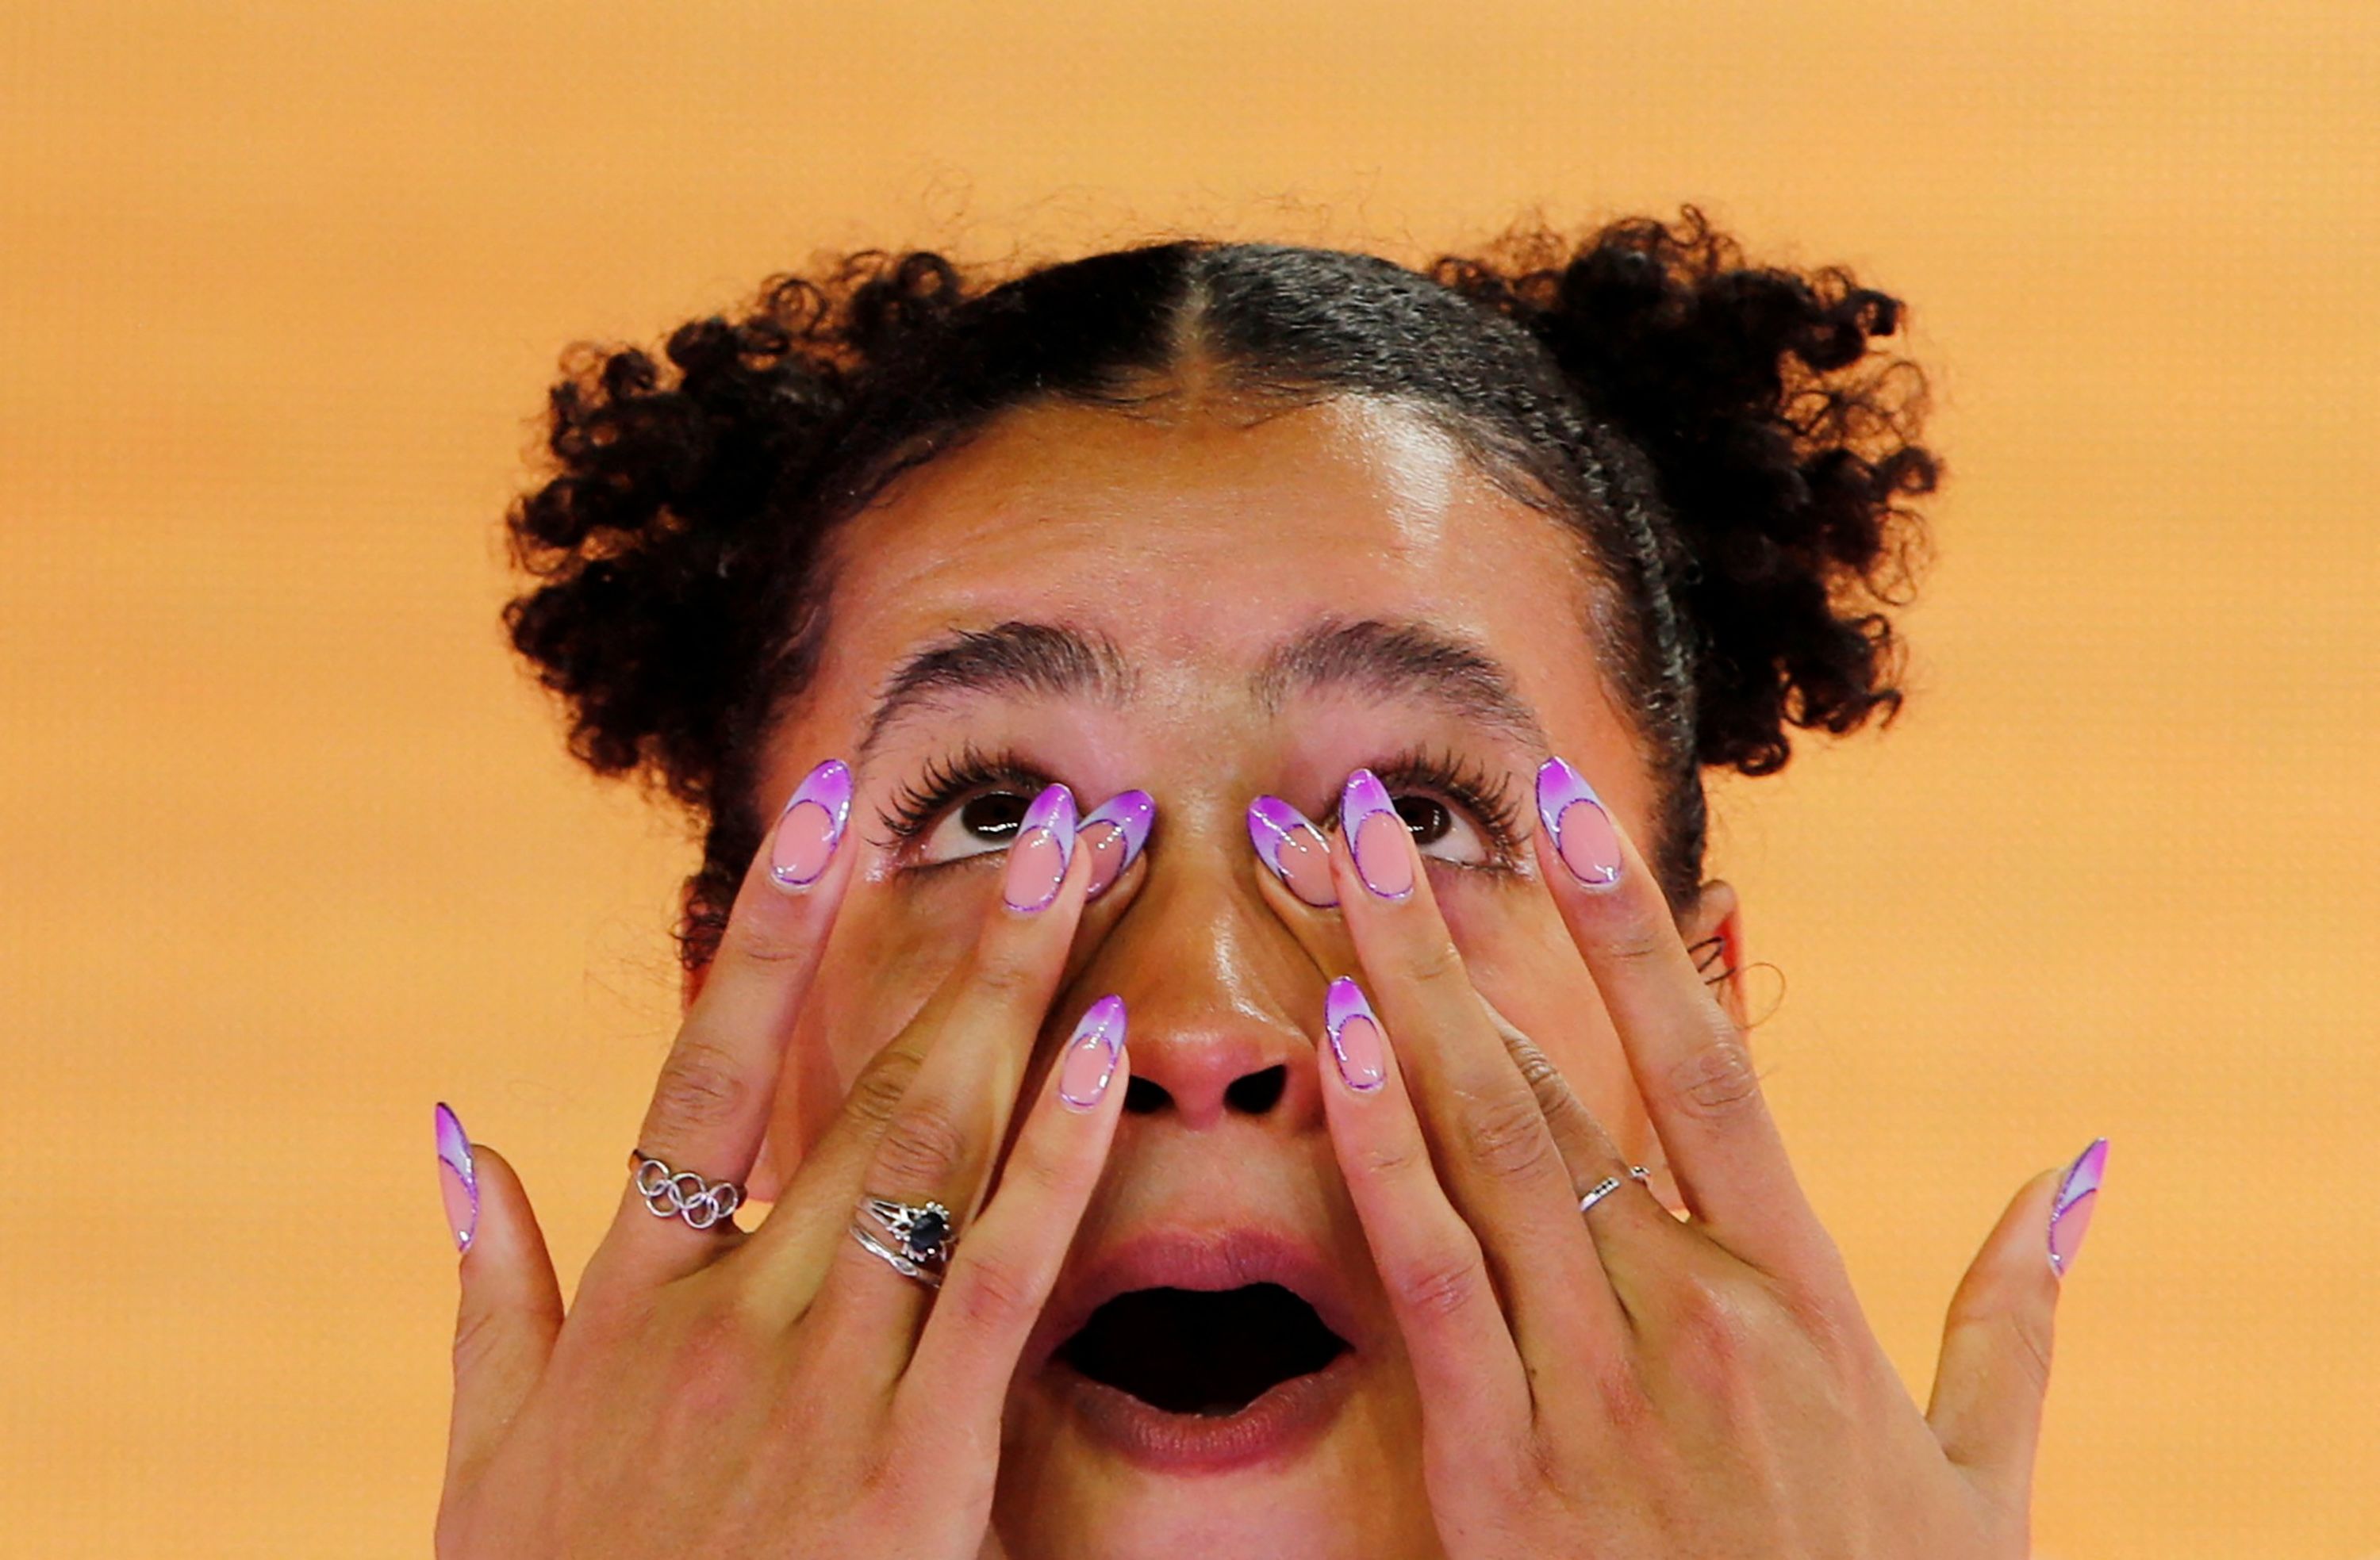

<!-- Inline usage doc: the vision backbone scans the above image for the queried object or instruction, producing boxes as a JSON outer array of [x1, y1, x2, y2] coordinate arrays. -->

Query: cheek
[[1435, 880, 1650, 1139]]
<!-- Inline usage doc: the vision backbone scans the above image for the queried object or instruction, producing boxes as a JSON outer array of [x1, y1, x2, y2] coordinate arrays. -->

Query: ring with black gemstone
[[850, 1195, 957, 1290]]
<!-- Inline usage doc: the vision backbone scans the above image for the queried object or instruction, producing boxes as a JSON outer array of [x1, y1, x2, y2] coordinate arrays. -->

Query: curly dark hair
[[502, 206, 1938, 967]]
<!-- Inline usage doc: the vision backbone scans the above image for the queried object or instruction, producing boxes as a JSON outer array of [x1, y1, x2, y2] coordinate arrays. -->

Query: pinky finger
[[1318, 978, 1531, 1451], [439, 1107, 564, 1488], [895, 996, 1130, 1437]]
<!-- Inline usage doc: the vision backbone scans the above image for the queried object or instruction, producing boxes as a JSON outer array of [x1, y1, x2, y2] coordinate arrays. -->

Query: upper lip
[[1026, 1222, 1363, 1377]]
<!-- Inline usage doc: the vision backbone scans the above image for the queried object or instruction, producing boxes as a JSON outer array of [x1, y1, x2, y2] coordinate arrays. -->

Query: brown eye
[[1392, 795, 1453, 845], [916, 790, 1036, 865], [958, 791, 1031, 842]]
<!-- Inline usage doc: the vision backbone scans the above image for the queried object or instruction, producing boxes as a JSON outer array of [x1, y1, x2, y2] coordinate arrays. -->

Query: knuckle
[[647, 1038, 752, 1137], [1457, 1090, 1559, 1182], [871, 1100, 972, 1193], [1398, 934, 1468, 989], [1391, 1244, 1490, 1321], [966, 945, 1044, 1006], [843, 1048, 923, 1132], [1666, 1270, 1757, 1369], [1945, 1294, 2056, 1398], [946, 1249, 1045, 1336], [1663, 1028, 1763, 1123], [1354, 1128, 1434, 1183], [448, 1305, 508, 1381], [1599, 914, 1672, 969], [717, 908, 812, 968]]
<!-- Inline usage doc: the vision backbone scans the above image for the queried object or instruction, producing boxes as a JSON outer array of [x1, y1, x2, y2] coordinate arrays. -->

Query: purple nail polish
[[1535, 756, 1622, 889], [1058, 995, 1128, 1110], [1003, 783, 1078, 914], [435, 1101, 478, 1253], [1339, 769, 1414, 901], [1080, 790, 1155, 902], [2048, 1137, 2109, 1278], [1324, 976, 1387, 1092], [1248, 795, 1340, 908], [770, 758, 854, 889]]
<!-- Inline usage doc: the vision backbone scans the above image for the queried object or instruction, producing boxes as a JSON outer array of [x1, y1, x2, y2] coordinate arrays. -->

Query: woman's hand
[[432, 766, 1134, 1559], [1296, 759, 2105, 1558]]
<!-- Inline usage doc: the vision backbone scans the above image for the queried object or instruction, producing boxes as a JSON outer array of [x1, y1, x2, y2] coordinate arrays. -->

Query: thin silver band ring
[[1579, 1165, 1656, 1216], [850, 1222, 945, 1289]]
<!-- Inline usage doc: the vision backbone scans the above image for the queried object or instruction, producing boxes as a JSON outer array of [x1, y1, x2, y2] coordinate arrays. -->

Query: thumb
[[1926, 1138, 2108, 1506], [436, 1103, 564, 1485]]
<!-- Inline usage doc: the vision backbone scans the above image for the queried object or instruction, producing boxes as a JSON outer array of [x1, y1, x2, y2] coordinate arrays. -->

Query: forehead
[[813, 397, 1606, 700]]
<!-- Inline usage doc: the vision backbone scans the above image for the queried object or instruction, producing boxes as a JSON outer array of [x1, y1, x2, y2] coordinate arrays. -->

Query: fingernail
[[1003, 783, 1078, 913], [1080, 790, 1155, 902], [1248, 795, 1340, 908], [1535, 756, 1622, 888], [1340, 769, 1415, 901], [1058, 995, 1128, 1110], [2048, 1136, 2109, 1278], [1324, 976, 1387, 1092], [434, 1101, 478, 1254], [770, 758, 854, 889]]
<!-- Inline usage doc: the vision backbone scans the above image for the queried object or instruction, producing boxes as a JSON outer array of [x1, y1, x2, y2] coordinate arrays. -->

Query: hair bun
[[1440, 205, 1939, 776]]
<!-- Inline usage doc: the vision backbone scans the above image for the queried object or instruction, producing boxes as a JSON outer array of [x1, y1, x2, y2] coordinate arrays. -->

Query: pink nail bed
[[1003, 783, 1078, 913], [770, 758, 853, 889], [434, 1101, 478, 1253], [1324, 976, 1387, 1092], [1340, 769, 1415, 901], [1535, 756, 1622, 888], [2048, 1136, 2109, 1278], [1248, 795, 1340, 908], [1080, 790, 1155, 901], [1058, 995, 1128, 1110]]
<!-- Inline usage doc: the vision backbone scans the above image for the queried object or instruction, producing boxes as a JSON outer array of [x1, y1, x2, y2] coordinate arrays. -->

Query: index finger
[[593, 757, 857, 1290], [1531, 755, 1825, 1278]]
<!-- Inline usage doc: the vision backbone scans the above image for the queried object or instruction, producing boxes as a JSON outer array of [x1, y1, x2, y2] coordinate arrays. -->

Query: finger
[[896, 995, 1129, 1444], [780, 784, 1096, 1351], [1245, 795, 1357, 978], [1317, 976, 1532, 1470], [594, 757, 857, 1289], [438, 1109, 564, 1486], [742, 786, 1153, 1287], [743, 794, 1152, 1217], [1531, 755, 1823, 1277], [1930, 1139, 2107, 1507], [1480, 1003, 1692, 1311], [1329, 769, 1620, 1368]]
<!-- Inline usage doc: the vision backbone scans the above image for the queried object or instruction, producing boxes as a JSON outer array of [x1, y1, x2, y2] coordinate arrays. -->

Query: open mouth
[[1057, 1282, 1352, 1416]]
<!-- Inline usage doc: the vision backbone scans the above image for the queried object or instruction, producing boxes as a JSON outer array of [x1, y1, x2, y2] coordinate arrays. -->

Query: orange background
[[4, 3, 2374, 1555]]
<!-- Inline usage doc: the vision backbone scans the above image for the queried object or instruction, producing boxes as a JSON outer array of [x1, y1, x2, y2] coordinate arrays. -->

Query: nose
[[1073, 816, 1328, 1134]]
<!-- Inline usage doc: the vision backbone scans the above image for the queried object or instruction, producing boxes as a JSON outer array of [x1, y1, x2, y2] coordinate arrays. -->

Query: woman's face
[[742, 394, 1731, 1558]]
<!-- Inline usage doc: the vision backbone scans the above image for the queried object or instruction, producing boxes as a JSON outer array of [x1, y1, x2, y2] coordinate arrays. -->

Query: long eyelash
[[877, 742, 1048, 843], [1364, 746, 1527, 869]]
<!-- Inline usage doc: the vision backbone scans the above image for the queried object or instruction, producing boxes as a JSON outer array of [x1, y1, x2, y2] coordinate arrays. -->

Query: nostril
[[1223, 1064, 1288, 1115], [1123, 1076, 1172, 1114]]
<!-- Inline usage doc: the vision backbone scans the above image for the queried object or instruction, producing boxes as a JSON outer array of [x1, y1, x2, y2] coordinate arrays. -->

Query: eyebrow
[[859, 620, 1134, 760], [860, 614, 1545, 759], [1250, 618, 1547, 750]]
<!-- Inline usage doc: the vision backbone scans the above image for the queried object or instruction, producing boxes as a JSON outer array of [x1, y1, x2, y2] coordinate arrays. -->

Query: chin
[[989, 1226, 1438, 1559]]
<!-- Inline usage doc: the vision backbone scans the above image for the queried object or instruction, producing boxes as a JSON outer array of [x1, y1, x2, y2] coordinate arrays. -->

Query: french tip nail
[[434, 1101, 478, 1254], [770, 757, 854, 888], [1058, 995, 1128, 1109], [1322, 976, 1386, 1091], [1535, 753, 1622, 889], [2047, 1136, 2109, 1278]]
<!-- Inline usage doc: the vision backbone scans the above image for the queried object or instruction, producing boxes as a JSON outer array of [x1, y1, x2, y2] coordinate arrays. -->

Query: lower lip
[[1050, 1348, 1358, 1473]]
